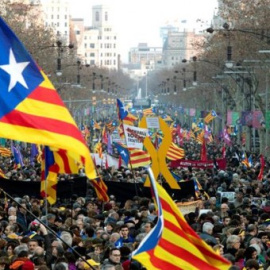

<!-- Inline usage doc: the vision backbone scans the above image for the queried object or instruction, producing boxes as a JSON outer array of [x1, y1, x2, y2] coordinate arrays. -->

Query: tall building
[[128, 43, 163, 70], [162, 29, 203, 67], [72, 5, 119, 69], [41, 0, 71, 45]]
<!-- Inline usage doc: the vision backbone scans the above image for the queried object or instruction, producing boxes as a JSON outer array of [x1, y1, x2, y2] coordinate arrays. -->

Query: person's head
[[143, 222, 154, 234], [244, 258, 260, 270], [119, 225, 129, 239], [244, 246, 258, 261], [226, 235, 241, 250], [8, 215, 17, 225], [8, 207, 17, 216], [223, 217, 231, 227], [109, 248, 121, 264], [202, 222, 214, 235], [28, 239, 39, 254]]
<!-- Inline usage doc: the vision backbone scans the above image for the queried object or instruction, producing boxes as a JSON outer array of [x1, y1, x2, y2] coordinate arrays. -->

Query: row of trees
[[147, 1, 270, 155]]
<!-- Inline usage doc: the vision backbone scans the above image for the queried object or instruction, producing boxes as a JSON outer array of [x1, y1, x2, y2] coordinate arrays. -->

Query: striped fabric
[[132, 169, 231, 270], [106, 122, 115, 133], [0, 168, 7, 179], [143, 107, 154, 116], [0, 17, 96, 180], [166, 142, 185, 161], [123, 113, 138, 126], [94, 121, 101, 130], [129, 149, 151, 168], [204, 110, 217, 124], [94, 142, 103, 159], [196, 131, 204, 144], [0, 147, 11, 157], [91, 177, 109, 202], [41, 147, 79, 205]]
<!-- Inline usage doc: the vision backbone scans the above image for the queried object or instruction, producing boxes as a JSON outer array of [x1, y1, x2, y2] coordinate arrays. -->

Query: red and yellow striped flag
[[41, 147, 79, 205], [129, 149, 151, 168], [166, 142, 185, 161], [0, 147, 11, 157], [204, 110, 217, 124], [91, 177, 109, 202], [0, 168, 7, 179], [143, 107, 154, 116], [0, 17, 96, 180], [123, 113, 138, 126], [132, 169, 231, 270], [94, 142, 103, 159]]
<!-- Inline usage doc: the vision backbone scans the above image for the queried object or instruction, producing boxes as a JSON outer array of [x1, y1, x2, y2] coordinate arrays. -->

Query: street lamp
[[56, 40, 74, 76], [92, 72, 96, 93]]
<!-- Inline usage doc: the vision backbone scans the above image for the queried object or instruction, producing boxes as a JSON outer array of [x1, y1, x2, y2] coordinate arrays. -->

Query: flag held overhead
[[0, 17, 96, 179]]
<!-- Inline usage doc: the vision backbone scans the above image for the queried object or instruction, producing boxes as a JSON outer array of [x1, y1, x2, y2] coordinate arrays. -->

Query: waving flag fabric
[[132, 169, 231, 270], [0, 146, 11, 157], [0, 168, 7, 179], [94, 141, 103, 159], [204, 110, 217, 124], [166, 142, 185, 161], [0, 17, 96, 180], [258, 154, 265, 180], [123, 113, 138, 126], [41, 146, 79, 204], [129, 149, 151, 168], [41, 146, 58, 205], [143, 107, 154, 116], [11, 144, 24, 168], [117, 99, 128, 120], [114, 142, 130, 165], [91, 177, 109, 202]]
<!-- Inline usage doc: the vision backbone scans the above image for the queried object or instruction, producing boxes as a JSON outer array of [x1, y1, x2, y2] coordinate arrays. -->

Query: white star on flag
[[0, 48, 30, 92]]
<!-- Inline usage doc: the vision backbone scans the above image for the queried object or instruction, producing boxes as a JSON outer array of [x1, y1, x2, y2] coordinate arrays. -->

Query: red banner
[[170, 158, 227, 169]]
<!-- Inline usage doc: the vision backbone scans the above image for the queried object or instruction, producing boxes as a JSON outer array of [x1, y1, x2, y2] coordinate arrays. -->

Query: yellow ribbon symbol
[[139, 116, 180, 189]]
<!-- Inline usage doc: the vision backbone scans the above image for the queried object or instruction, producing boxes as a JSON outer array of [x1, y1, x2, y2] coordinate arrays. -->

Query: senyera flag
[[132, 167, 231, 270], [0, 17, 96, 179]]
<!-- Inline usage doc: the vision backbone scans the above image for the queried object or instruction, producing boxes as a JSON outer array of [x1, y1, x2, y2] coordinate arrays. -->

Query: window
[[90, 60, 95, 65], [51, 14, 53, 19], [90, 43, 95, 48], [57, 15, 59, 19], [65, 22, 67, 27], [100, 44, 103, 48], [76, 30, 80, 35], [65, 15, 67, 19], [84, 44, 87, 48], [90, 53, 95, 57], [57, 22, 59, 27], [105, 11, 108, 21], [95, 11, 99, 21]]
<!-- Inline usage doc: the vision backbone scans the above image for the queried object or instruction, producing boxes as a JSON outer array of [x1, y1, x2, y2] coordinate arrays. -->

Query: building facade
[[72, 5, 119, 69]]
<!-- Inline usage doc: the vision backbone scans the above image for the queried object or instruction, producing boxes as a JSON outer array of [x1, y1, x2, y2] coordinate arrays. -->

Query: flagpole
[[44, 146, 48, 226]]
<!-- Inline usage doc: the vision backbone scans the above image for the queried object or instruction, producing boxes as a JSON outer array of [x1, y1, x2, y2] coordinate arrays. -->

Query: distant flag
[[30, 144, 39, 166], [81, 124, 90, 142], [94, 141, 103, 159], [107, 133, 113, 155], [171, 171, 182, 182], [118, 155, 122, 168], [0, 168, 7, 179], [114, 142, 130, 165], [258, 154, 265, 181], [102, 127, 108, 144], [223, 127, 232, 146], [105, 154, 109, 169], [248, 155, 253, 167], [193, 178, 201, 199], [0, 17, 96, 179], [166, 142, 185, 161], [91, 177, 109, 202], [200, 136, 207, 161], [106, 121, 115, 133], [116, 99, 128, 120], [143, 107, 154, 116], [94, 121, 101, 130], [132, 169, 231, 270], [123, 112, 138, 126], [204, 110, 217, 124], [241, 152, 250, 168], [0, 146, 12, 157], [40, 146, 58, 205], [11, 144, 24, 168], [41, 146, 79, 205], [129, 148, 151, 168]]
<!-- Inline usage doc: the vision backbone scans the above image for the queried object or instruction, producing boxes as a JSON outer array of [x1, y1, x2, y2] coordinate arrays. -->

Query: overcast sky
[[69, 0, 218, 62]]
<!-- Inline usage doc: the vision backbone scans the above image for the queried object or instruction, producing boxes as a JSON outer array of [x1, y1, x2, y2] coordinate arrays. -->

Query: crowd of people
[[0, 120, 269, 270]]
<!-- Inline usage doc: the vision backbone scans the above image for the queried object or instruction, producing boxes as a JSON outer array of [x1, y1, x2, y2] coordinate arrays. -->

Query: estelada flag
[[0, 17, 96, 180]]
